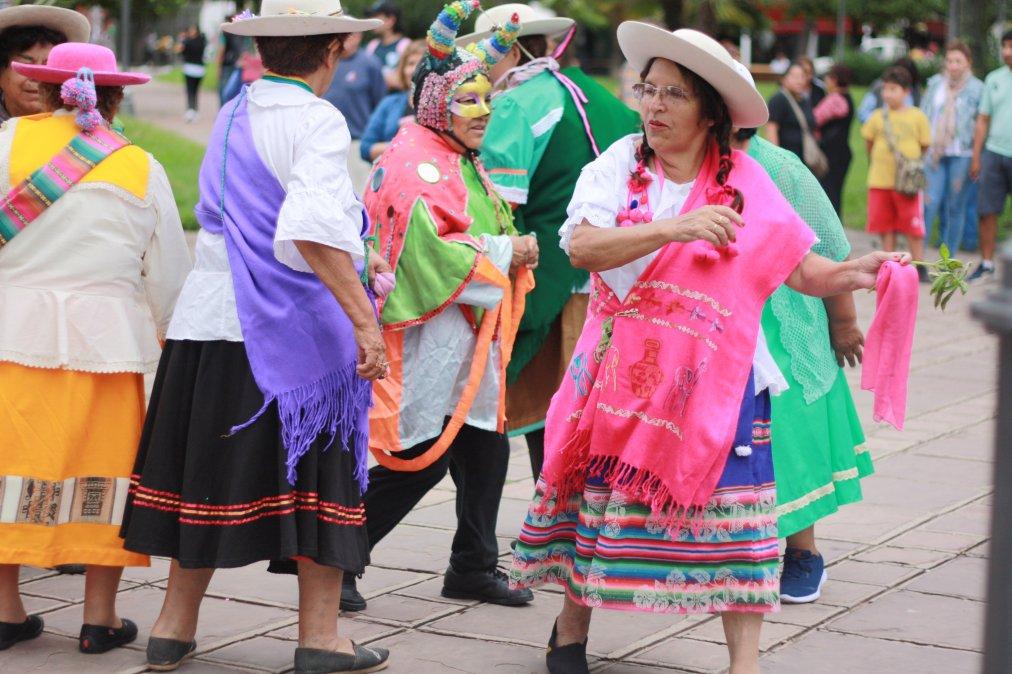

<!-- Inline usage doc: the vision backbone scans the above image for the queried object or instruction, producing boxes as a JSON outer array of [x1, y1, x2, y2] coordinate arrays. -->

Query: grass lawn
[[155, 63, 221, 93], [120, 114, 205, 230]]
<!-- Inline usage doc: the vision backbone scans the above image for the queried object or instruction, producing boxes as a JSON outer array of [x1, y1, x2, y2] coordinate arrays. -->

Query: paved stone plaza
[[2, 82, 997, 672]]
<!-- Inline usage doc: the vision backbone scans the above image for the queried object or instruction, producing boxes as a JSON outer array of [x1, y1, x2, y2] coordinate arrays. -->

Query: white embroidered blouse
[[0, 113, 192, 374], [560, 134, 788, 395]]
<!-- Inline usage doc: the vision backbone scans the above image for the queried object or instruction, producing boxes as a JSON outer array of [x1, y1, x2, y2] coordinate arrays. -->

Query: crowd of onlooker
[[168, 5, 1011, 284], [763, 32, 1012, 283], [180, 1, 413, 187]]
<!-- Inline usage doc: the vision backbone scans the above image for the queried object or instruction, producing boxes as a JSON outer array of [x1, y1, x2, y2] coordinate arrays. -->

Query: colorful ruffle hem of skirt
[[120, 339, 369, 573], [510, 397, 780, 615]]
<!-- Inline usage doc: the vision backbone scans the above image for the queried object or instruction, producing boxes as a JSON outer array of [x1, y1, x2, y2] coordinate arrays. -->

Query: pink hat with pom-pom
[[13, 43, 148, 131], [11, 42, 149, 86]]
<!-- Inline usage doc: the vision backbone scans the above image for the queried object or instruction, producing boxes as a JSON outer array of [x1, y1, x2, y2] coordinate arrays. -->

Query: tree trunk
[[659, 0, 685, 29], [800, 18, 816, 59], [696, 1, 718, 35]]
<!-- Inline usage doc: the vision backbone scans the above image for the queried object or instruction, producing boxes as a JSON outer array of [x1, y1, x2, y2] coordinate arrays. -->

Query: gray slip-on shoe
[[294, 642, 390, 673], [146, 636, 197, 671]]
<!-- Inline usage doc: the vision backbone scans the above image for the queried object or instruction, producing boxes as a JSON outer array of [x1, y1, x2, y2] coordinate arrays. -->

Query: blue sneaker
[[780, 548, 827, 604]]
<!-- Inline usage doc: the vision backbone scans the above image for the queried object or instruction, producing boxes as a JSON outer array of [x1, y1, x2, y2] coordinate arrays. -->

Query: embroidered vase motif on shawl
[[539, 145, 815, 530]]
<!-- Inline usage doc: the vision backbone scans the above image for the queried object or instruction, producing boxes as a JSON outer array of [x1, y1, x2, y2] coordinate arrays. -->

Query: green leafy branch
[[912, 244, 969, 311]]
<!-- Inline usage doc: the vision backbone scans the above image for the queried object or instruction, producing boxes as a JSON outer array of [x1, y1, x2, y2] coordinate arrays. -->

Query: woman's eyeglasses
[[632, 82, 692, 103]]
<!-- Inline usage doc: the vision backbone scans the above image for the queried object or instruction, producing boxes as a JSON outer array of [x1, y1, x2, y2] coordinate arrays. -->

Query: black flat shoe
[[79, 618, 138, 654], [147, 636, 198, 671], [546, 620, 589, 674], [0, 615, 44, 651], [441, 567, 533, 606], [294, 642, 390, 673], [52, 564, 86, 575], [340, 575, 367, 612]]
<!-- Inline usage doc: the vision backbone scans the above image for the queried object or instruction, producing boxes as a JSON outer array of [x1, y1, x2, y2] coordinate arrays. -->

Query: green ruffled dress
[[749, 137, 872, 539]]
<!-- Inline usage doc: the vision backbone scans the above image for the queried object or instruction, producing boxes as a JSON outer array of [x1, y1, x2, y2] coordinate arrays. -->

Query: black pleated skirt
[[120, 339, 369, 573]]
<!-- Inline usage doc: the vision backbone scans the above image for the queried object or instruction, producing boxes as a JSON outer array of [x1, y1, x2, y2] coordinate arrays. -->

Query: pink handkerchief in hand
[[861, 260, 919, 430], [371, 272, 396, 298]]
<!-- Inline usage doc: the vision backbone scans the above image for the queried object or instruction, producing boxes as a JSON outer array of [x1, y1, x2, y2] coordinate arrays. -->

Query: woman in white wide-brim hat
[[0, 4, 90, 121], [118, 2, 395, 672], [509, 23, 909, 674]]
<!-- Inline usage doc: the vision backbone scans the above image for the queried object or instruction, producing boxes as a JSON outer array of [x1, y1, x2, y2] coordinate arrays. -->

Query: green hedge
[[838, 49, 939, 87]]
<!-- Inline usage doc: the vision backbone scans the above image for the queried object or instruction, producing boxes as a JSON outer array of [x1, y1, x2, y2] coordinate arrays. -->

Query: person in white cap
[[458, 4, 641, 479], [0, 4, 90, 122], [508, 23, 911, 674], [118, 2, 394, 672]]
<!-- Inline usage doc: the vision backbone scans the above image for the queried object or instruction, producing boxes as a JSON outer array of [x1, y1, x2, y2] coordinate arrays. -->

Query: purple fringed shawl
[[195, 89, 372, 490]]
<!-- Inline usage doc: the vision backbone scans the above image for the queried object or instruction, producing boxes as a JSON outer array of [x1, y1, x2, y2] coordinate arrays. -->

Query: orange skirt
[[0, 361, 150, 567]]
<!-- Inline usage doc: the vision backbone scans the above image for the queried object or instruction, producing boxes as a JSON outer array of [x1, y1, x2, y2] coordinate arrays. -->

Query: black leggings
[[362, 422, 510, 573], [184, 75, 202, 111]]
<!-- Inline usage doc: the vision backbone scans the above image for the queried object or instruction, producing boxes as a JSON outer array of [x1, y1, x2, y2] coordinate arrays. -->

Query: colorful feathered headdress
[[413, 0, 520, 131]]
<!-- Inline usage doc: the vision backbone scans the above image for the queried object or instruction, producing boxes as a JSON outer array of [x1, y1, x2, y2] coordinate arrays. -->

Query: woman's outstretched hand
[[787, 251, 912, 298], [664, 205, 743, 246], [852, 251, 911, 290]]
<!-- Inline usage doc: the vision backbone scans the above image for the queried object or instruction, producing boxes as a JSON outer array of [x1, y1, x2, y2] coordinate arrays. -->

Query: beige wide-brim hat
[[223, 0, 381, 37], [618, 22, 768, 128], [456, 3, 573, 46], [0, 5, 91, 44]]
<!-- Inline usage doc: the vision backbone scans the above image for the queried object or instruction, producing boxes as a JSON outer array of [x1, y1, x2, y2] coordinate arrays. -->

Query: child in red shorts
[[861, 66, 931, 278]]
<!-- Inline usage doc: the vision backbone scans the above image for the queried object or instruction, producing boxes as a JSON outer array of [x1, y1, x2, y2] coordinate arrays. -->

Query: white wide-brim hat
[[224, 0, 381, 37], [0, 5, 91, 44], [457, 3, 573, 46], [618, 22, 768, 128]]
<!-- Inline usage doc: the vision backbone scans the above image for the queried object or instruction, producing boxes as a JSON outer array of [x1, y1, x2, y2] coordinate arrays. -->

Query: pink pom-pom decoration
[[371, 272, 397, 298], [60, 67, 102, 131], [619, 218, 634, 228], [724, 243, 740, 257]]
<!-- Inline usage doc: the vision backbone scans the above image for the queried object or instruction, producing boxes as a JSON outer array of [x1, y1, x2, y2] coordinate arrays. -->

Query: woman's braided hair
[[634, 58, 744, 213]]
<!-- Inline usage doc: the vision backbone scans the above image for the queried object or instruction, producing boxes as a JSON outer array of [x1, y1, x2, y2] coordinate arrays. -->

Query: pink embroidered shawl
[[539, 144, 816, 528]]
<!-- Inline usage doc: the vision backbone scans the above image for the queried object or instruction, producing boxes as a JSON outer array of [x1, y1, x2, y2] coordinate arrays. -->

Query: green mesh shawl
[[748, 137, 851, 403]]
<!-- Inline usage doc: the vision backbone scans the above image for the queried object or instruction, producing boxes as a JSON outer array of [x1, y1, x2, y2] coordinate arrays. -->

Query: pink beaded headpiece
[[413, 0, 520, 131]]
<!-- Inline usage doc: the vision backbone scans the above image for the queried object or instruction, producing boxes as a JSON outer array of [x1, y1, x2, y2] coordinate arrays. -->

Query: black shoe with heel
[[440, 566, 533, 606], [546, 620, 589, 674], [340, 574, 367, 612]]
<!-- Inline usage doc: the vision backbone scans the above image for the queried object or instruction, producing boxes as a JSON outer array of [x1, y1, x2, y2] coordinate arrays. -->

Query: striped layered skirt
[[510, 391, 779, 614]]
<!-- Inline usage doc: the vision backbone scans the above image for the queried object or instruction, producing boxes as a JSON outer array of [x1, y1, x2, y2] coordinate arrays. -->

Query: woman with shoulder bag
[[766, 62, 828, 177]]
